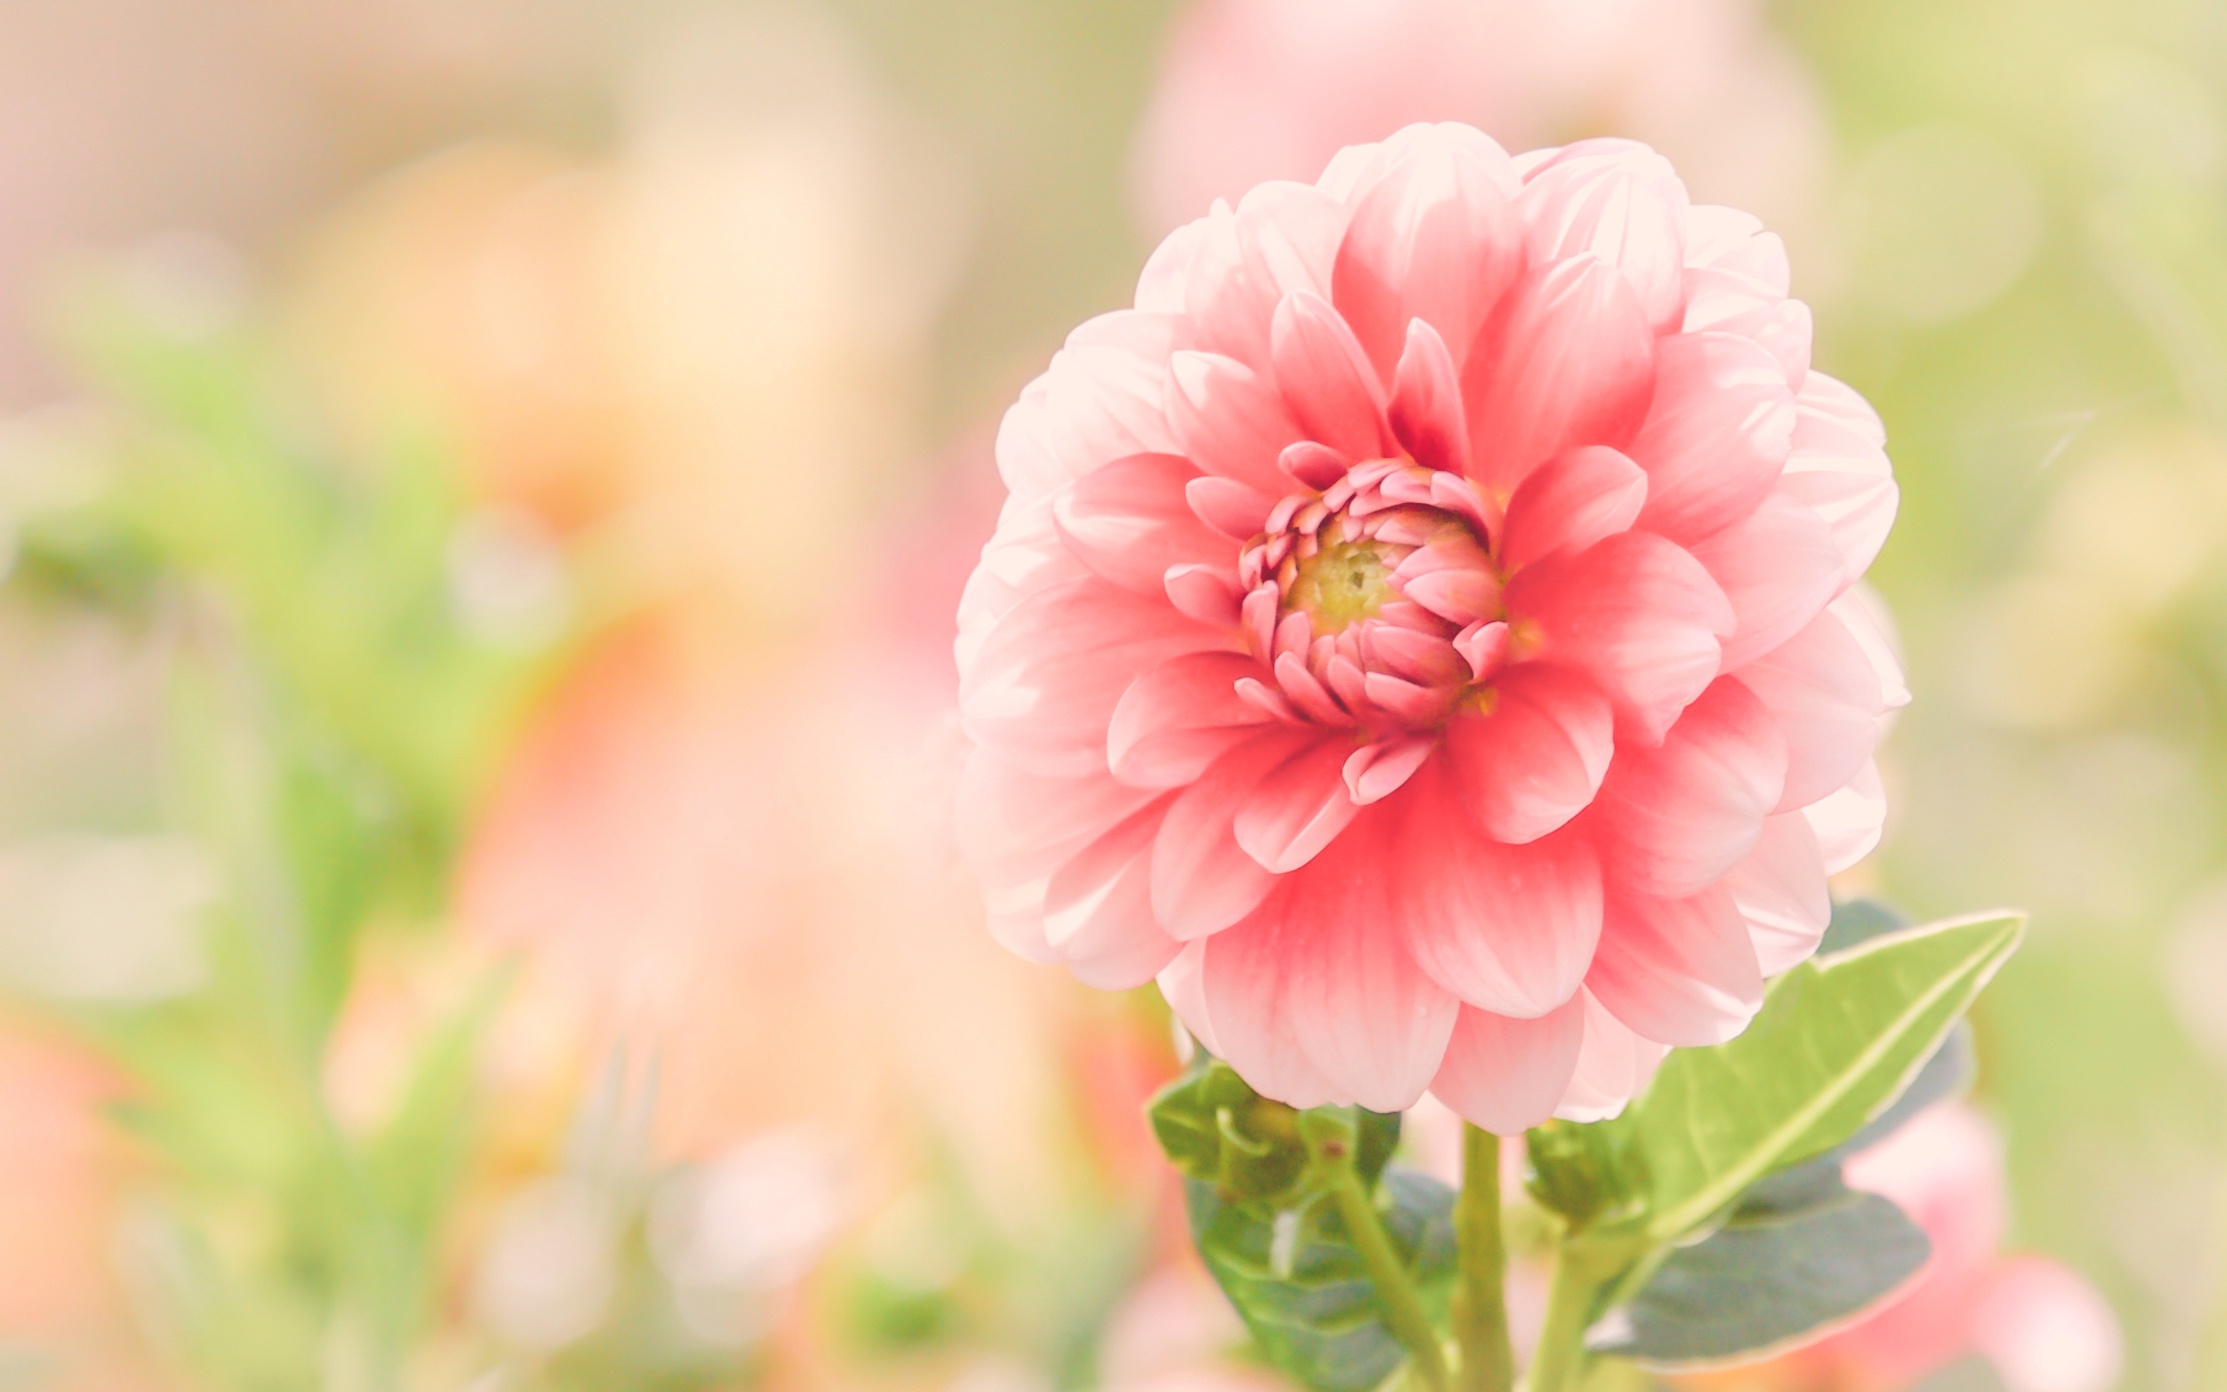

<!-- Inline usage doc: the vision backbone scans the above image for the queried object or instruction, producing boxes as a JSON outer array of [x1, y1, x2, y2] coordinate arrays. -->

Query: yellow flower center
[[1288, 541, 1394, 635]]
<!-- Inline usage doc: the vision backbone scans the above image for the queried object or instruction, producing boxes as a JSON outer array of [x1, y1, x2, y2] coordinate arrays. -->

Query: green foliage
[[1149, 1055, 1451, 1392]]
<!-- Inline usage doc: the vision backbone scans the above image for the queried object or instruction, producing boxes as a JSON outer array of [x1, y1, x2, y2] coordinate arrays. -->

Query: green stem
[[1324, 1155, 1452, 1392], [1454, 1127, 1515, 1392], [1526, 1245, 1611, 1392]]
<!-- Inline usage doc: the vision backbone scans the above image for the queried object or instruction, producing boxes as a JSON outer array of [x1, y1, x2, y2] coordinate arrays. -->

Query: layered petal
[[1723, 812, 1831, 976], [1442, 665, 1615, 843], [1151, 727, 1317, 938], [1167, 350, 1304, 495], [1519, 139, 1689, 333], [1387, 317, 1470, 474], [1396, 765, 1602, 1016], [1042, 798, 1185, 988], [1233, 736, 1363, 873], [1429, 996, 1587, 1135], [1053, 452, 1232, 594], [1782, 372, 1899, 576], [1108, 650, 1274, 789], [1270, 290, 1392, 460], [1628, 331, 1796, 544], [1497, 444, 1648, 573], [1202, 811, 1460, 1111], [1505, 529, 1733, 743], [1689, 491, 1847, 671], [1587, 885, 1766, 1047], [1556, 990, 1671, 1122], [1804, 759, 1887, 874], [1736, 607, 1888, 812], [1593, 676, 1788, 898]]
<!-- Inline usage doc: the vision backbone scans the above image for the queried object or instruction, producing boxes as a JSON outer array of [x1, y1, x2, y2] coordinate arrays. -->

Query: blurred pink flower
[[1133, 0, 1830, 250], [1675, 1103, 2122, 1392], [955, 124, 1901, 1128]]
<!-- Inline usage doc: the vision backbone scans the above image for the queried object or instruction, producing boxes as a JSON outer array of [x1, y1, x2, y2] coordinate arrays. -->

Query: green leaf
[[1526, 1116, 1650, 1232], [1626, 910, 2024, 1242], [1740, 1023, 1975, 1216], [1586, 1176, 1929, 1366], [1186, 1167, 1455, 1392]]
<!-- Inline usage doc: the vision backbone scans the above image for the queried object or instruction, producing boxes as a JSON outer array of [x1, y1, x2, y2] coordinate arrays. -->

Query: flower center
[[1288, 540, 1394, 634]]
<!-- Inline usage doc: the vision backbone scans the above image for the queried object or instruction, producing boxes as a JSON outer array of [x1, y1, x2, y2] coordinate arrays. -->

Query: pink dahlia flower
[[955, 124, 1903, 1127]]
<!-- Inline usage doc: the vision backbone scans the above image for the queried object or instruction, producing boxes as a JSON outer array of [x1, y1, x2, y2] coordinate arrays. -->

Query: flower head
[[955, 124, 1902, 1127]]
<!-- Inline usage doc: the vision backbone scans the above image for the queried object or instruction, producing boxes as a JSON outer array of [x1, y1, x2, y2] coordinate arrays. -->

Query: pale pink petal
[[1156, 939, 1223, 1058], [955, 749, 1166, 893], [1429, 997, 1587, 1136], [1044, 798, 1186, 988], [1134, 215, 1206, 315], [1269, 290, 1392, 460], [1594, 677, 1787, 898], [1203, 814, 1460, 1111], [1736, 608, 1888, 812], [1464, 256, 1656, 494], [1164, 563, 1245, 627], [1343, 734, 1435, 805], [1683, 266, 1812, 387], [1331, 129, 1525, 382], [1054, 452, 1232, 594], [1832, 584, 1911, 709], [1505, 530, 1733, 744], [1628, 331, 1796, 544], [1232, 736, 1364, 873], [1723, 812, 1830, 975], [1803, 760, 1887, 874], [1151, 728, 1317, 939], [999, 314, 1186, 504], [962, 574, 1229, 777], [1555, 990, 1670, 1122], [1388, 317, 1470, 474], [1497, 444, 1649, 573], [1185, 475, 1278, 539], [1396, 767, 1602, 1016], [1519, 139, 1690, 334], [1167, 350, 1303, 495], [1587, 885, 1765, 1046], [1108, 651, 1274, 789], [1784, 372, 1899, 576], [1682, 206, 1790, 295], [1442, 665, 1614, 844], [1690, 492, 1847, 671]]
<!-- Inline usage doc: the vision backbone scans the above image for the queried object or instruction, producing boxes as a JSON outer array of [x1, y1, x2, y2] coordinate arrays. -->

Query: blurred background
[[0, 1, 2218, 1389]]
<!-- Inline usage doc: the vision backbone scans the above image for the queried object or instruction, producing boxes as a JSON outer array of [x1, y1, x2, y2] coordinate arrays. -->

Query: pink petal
[[1401, 568, 1500, 625], [1505, 530, 1733, 744], [1783, 372, 1899, 576], [1683, 267, 1812, 388], [1454, 620, 1510, 681], [1833, 585, 1911, 709], [1723, 812, 1830, 976], [1269, 290, 1392, 461], [1736, 608, 1888, 812], [1519, 139, 1690, 334], [1167, 350, 1302, 495], [1330, 130, 1525, 383], [1163, 563, 1244, 628], [1202, 814, 1460, 1112], [1053, 452, 1231, 594], [1682, 206, 1790, 295], [1343, 734, 1436, 805], [1396, 767, 1603, 1016], [1429, 996, 1587, 1136], [1233, 737, 1363, 872], [1463, 256, 1656, 495], [1498, 444, 1649, 573], [962, 574, 1228, 777], [1388, 318, 1471, 474], [1151, 728, 1316, 939], [1280, 439, 1350, 489], [995, 318, 1184, 503], [1156, 938, 1222, 1058], [1555, 990, 1670, 1122], [1594, 676, 1788, 899], [1443, 665, 1616, 844], [1690, 492, 1847, 671], [1043, 797, 1186, 988], [1587, 885, 1766, 1047], [1185, 474, 1278, 539], [1108, 651, 1274, 789], [1629, 331, 1797, 544], [1803, 760, 1887, 874], [1134, 215, 1205, 315], [954, 748, 1165, 893]]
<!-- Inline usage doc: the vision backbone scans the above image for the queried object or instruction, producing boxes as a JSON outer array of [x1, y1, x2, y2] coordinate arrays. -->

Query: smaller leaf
[[1741, 1024, 1975, 1217], [1587, 1177, 1929, 1366], [1526, 1116, 1650, 1232], [1148, 1053, 1398, 1203]]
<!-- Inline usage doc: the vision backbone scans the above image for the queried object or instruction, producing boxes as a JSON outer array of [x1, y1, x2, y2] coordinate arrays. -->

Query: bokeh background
[[0, 1, 2219, 1389]]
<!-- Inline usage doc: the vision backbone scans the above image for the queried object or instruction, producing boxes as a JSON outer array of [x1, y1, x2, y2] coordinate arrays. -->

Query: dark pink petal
[[1053, 452, 1231, 594], [1735, 607, 1887, 812], [1330, 131, 1525, 382], [1498, 445, 1649, 573], [1151, 728, 1316, 938], [1519, 139, 1690, 333], [1388, 318, 1471, 474], [1108, 651, 1274, 789], [1443, 665, 1615, 843], [1505, 530, 1733, 744], [1429, 996, 1588, 1135], [1556, 990, 1671, 1121], [1455, 620, 1510, 681], [1280, 439, 1350, 489], [1629, 331, 1796, 544], [1270, 291, 1392, 461], [1233, 737, 1364, 873], [1396, 766, 1603, 1016], [1723, 812, 1830, 976], [1464, 256, 1656, 495], [1593, 676, 1789, 899], [1203, 813, 1460, 1111], [1690, 493, 1847, 671], [1587, 885, 1765, 1046], [1167, 350, 1303, 495], [963, 574, 1229, 777], [1043, 797, 1185, 988]]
